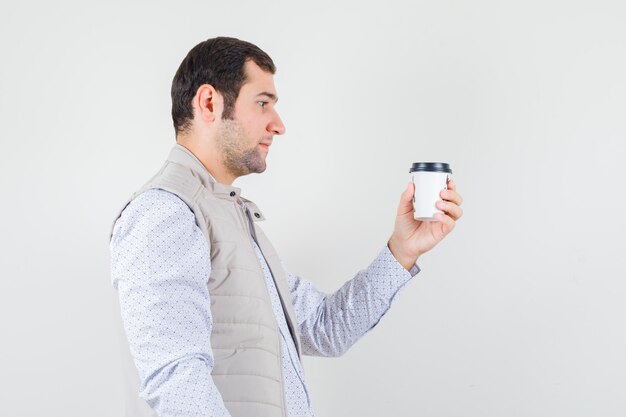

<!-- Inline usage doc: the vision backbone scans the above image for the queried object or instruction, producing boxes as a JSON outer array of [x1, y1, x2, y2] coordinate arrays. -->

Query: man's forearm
[[296, 245, 419, 357]]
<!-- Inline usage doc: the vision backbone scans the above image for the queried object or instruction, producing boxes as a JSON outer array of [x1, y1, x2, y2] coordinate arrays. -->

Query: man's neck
[[175, 139, 236, 185]]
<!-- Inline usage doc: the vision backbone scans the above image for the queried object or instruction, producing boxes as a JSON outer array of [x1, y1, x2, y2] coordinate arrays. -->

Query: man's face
[[215, 60, 286, 178]]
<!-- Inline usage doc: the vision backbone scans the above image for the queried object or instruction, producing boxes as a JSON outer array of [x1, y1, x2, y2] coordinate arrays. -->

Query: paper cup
[[410, 162, 453, 221]]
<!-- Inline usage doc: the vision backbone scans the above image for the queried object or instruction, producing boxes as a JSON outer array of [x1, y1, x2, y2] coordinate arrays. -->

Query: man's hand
[[387, 180, 464, 270]]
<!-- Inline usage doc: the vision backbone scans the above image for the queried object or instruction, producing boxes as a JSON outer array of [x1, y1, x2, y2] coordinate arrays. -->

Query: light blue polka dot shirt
[[110, 189, 420, 417]]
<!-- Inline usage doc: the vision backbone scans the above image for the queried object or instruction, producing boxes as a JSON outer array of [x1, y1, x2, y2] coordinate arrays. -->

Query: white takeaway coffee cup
[[410, 162, 453, 221]]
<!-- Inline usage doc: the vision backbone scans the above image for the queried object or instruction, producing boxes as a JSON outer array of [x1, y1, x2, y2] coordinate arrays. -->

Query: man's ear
[[193, 84, 223, 124]]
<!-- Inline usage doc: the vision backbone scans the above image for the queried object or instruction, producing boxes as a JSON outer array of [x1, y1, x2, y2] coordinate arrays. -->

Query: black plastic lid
[[409, 162, 452, 173]]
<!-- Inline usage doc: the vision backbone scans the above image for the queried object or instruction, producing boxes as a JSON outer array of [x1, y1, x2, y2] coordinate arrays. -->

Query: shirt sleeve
[[110, 189, 231, 417], [284, 245, 420, 357]]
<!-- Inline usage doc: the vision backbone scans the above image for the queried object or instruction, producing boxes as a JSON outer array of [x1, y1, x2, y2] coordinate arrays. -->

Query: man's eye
[[258, 101, 268, 108]]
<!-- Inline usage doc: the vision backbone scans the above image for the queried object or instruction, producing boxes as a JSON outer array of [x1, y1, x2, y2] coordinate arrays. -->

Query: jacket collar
[[167, 144, 266, 221]]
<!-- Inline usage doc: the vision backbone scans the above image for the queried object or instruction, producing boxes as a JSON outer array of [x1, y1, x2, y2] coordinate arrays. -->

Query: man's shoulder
[[133, 187, 185, 206], [125, 188, 191, 219], [112, 189, 194, 240]]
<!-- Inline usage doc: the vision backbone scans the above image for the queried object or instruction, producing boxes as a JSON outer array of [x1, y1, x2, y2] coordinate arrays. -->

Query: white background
[[1, 1, 625, 416]]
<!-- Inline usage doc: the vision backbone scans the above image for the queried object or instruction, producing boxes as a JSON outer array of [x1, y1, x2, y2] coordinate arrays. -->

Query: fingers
[[397, 182, 415, 216], [435, 179, 462, 230], [436, 199, 463, 221], [434, 212, 456, 234], [441, 180, 463, 206]]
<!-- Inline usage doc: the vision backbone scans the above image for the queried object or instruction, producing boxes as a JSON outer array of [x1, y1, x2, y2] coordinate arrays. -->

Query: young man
[[110, 37, 464, 417]]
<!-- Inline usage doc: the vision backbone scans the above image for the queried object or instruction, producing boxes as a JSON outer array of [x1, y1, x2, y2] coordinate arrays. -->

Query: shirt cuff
[[360, 245, 421, 303], [382, 244, 421, 278]]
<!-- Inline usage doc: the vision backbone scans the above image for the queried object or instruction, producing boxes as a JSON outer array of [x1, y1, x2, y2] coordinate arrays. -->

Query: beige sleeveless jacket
[[111, 144, 302, 417]]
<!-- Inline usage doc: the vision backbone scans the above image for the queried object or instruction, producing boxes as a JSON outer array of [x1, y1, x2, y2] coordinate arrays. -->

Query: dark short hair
[[170, 37, 276, 136]]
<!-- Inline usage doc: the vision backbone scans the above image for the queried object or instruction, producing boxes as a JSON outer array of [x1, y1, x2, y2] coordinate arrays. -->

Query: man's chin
[[252, 154, 267, 173], [243, 161, 267, 175]]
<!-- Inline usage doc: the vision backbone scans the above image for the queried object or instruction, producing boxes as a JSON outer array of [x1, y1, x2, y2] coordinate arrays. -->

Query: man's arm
[[110, 189, 230, 417], [284, 245, 420, 357], [284, 179, 463, 358]]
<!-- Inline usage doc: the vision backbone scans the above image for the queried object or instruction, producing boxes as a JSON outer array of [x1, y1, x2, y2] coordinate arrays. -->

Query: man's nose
[[268, 112, 286, 135]]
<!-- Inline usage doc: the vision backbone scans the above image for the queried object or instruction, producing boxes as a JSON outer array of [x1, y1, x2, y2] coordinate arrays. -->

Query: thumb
[[397, 182, 415, 216]]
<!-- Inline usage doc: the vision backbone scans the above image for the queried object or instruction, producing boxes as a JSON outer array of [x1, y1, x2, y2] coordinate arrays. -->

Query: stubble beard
[[216, 118, 267, 178]]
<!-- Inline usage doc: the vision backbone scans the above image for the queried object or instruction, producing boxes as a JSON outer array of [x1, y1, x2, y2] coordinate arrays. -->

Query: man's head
[[171, 37, 285, 184]]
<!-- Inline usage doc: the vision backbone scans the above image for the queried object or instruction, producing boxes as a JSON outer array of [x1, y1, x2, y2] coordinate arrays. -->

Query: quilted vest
[[111, 144, 302, 417]]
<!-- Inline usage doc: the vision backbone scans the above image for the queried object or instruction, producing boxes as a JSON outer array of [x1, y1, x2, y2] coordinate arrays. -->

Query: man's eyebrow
[[256, 92, 278, 103]]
